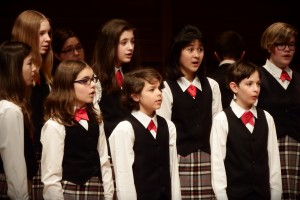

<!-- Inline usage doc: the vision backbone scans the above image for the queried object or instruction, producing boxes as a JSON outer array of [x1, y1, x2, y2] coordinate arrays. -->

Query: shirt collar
[[219, 59, 235, 66], [263, 59, 292, 79], [177, 76, 202, 92], [230, 99, 257, 118], [131, 110, 157, 128]]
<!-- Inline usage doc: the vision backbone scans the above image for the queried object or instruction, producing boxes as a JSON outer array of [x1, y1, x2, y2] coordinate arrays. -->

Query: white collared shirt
[[263, 59, 292, 89], [157, 76, 222, 120], [210, 100, 282, 200], [109, 110, 181, 200]]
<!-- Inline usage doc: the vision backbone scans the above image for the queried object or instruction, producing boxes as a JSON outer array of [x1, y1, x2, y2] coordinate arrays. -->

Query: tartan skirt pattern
[[278, 135, 300, 200], [0, 173, 32, 199], [32, 152, 43, 200], [178, 149, 215, 199], [62, 176, 104, 200]]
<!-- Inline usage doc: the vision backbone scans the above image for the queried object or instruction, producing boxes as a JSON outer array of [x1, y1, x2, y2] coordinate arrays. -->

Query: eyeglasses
[[74, 75, 98, 86], [275, 42, 296, 51], [61, 44, 83, 54]]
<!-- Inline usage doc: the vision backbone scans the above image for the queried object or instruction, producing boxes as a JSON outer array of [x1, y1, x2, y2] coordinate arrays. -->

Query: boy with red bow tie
[[210, 61, 282, 200]]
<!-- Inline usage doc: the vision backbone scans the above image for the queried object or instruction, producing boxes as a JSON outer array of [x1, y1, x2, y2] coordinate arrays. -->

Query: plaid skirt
[[32, 152, 43, 200], [278, 135, 300, 200], [62, 176, 104, 200], [178, 149, 215, 199], [0, 173, 32, 199]]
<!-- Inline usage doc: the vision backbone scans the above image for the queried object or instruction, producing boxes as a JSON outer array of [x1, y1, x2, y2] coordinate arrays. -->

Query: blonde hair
[[11, 10, 53, 84], [261, 22, 298, 53]]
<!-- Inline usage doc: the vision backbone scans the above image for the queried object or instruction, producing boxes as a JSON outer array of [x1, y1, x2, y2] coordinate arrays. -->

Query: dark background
[[1, 0, 299, 73]]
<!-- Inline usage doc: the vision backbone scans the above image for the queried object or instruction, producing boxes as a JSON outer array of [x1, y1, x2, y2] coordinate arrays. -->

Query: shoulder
[[207, 77, 219, 86], [262, 110, 274, 120], [0, 100, 22, 116], [43, 118, 65, 132], [112, 120, 133, 133]]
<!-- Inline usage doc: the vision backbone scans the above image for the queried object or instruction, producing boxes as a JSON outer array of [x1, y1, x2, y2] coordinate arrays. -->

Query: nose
[[73, 48, 80, 55], [32, 63, 37, 72]]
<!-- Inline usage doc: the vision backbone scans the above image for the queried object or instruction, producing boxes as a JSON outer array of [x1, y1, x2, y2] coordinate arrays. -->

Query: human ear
[[229, 82, 238, 94], [131, 93, 139, 102]]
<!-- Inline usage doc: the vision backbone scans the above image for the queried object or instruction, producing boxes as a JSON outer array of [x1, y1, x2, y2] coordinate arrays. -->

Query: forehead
[[40, 20, 51, 31], [63, 37, 80, 48], [76, 67, 93, 79], [119, 30, 134, 40]]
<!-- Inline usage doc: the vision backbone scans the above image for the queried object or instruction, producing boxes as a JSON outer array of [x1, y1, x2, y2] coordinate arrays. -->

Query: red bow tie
[[147, 120, 157, 132], [74, 108, 89, 122], [280, 70, 291, 82], [241, 111, 254, 126], [187, 84, 197, 98]]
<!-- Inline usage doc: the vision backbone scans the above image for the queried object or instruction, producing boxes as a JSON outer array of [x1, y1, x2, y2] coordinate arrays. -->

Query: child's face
[[179, 40, 204, 81], [39, 19, 51, 55], [56, 37, 85, 62], [73, 67, 96, 108], [116, 30, 135, 67], [232, 71, 260, 110], [269, 37, 295, 70], [22, 53, 36, 86], [133, 80, 162, 117]]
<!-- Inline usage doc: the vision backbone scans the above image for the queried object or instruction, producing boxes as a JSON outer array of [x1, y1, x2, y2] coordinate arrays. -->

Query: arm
[[156, 81, 173, 120], [98, 122, 114, 199], [210, 112, 228, 200], [40, 120, 65, 200], [0, 104, 29, 200], [265, 111, 282, 200], [208, 77, 223, 118], [166, 120, 181, 200], [108, 121, 136, 200]]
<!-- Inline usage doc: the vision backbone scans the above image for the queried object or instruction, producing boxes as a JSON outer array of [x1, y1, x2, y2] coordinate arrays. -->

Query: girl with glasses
[[258, 22, 299, 200], [41, 60, 114, 199]]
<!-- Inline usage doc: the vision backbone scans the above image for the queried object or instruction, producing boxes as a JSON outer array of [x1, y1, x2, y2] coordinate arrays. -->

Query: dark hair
[[121, 67, 163, 111], [52, 27, 79, 54], [214, 30, 245, 60], [44, 60, 101, 126], [0, 40, 34, 139], [92, 18, 140, 93], [226, 60, 261, 90], [165, 25, 206, 80]]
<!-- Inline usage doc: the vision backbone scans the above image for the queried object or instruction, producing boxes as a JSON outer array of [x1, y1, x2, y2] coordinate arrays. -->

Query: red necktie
[[147, 120, 157, 132], [187, 84, 197, 98], [74, 108, 89, 122], [115, 69, 123, 87], [280, 70, 291, 82], [241, 111, 254, 126]]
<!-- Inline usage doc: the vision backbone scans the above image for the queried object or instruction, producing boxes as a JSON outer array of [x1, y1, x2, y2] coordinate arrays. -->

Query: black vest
[[63, 121, 101, 185], [127, 114, 171, 200], [257, 67, 300, 142], [224, 107, 270, 199], [167, 77, 212, 156], [99, 90, 131, 139]]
